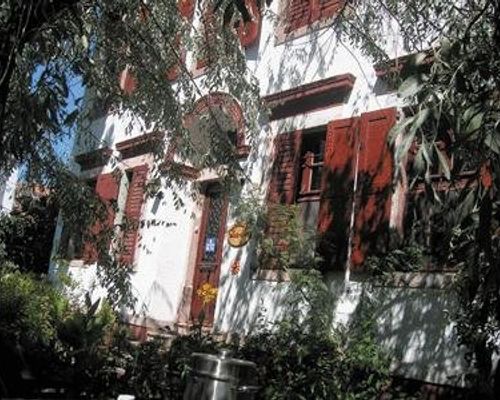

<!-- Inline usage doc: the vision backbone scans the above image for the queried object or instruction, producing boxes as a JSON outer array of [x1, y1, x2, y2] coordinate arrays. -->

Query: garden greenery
[[0, 261, 393, 399]]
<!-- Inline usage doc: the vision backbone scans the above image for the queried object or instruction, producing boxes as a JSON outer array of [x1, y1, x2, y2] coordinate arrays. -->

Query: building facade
[[50, 0, 481, 388]]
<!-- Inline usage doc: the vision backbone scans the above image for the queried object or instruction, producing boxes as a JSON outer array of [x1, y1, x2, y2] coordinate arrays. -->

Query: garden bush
[[0, 263, 391, 399], [0, 263, 132, 398]]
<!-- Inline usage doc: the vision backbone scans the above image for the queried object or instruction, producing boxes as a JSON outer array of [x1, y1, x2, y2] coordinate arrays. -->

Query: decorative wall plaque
[[227, 222, 251, 248]]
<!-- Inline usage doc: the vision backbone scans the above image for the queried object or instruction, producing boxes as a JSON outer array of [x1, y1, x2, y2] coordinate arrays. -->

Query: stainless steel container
[[183, 349, 259, 400]]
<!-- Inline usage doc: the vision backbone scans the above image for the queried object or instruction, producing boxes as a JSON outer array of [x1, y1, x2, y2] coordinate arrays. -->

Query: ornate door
[[190, 183, 228, 325]]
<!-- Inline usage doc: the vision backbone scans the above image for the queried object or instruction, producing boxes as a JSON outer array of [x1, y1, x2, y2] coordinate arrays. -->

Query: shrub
[[235, 315, 389, 400], [0, 264, 391, 400], [0, 264, 132, 399]]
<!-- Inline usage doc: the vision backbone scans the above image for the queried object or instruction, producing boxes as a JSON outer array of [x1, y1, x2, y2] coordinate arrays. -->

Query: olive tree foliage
[[331, 0, 500, 395], [0, 0, 260, 307]]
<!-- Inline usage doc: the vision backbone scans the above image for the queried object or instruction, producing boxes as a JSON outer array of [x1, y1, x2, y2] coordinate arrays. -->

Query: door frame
[[189, 182, 229, 326]]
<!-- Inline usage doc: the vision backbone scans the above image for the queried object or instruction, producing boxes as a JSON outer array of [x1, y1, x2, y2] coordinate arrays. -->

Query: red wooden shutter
[[317, 117, 359, 269], [121, 164, 149, 265], [166, 0, 195, 80], [285, 0, 312, 33], [262, 131, 302, 269], [285, 0, 344, 34], [350, 108, 396, 269], [84, 172, 121, 264], [268, 131, 303, 205], [318, 0, 343, 20], [196, 6, 218, 70], [236, 0, 262, 48]]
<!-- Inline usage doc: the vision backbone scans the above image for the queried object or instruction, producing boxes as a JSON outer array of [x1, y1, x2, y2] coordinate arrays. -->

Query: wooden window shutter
[[236, 0, 262, 48], [268, 131, 303, 205], [121, 164, 149, 264], [83, 172, 121, 264], [262, 131, 302, 270], [196, 4, 218, 70], [166, 0, 196, 81], [318, 0, 344, 20], [317, 117, 359, 269], [285, 0, 312, 34], [285, 0, 344, 34], [350, 107, 397, 269]]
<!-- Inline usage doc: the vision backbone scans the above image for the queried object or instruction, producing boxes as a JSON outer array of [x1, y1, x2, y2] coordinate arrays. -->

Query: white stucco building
[[50, 0, 479, 391]]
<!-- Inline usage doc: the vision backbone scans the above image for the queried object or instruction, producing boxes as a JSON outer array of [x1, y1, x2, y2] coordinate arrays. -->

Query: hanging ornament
[[228, 222, 251, 247], [230, 258, 241, 275]]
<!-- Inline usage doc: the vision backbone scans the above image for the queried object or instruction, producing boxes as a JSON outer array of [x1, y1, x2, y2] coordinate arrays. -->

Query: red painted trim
[[129, 323, 148, 342], [263, 74, 355, 120], [178, 0, 195, 19], [190, 185, 229, 326], [74, 147, 113, 170], [184, 92, 249, 159]]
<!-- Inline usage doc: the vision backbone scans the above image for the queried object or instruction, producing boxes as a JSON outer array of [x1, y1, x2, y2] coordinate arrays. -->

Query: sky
[[31, 66, 86, 164], [53, 74, 86, 163]]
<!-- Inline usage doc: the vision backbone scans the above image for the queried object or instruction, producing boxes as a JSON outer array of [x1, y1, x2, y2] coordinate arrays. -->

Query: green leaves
[[434, 141, 450, 180], [461, 107, 484, 138], [398, 75, 422, 98], [485, 131, 500, 155]]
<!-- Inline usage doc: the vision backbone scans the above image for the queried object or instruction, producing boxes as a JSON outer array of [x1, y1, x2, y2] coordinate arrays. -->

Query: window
[[406, 139, 454, 184], [59, 178, 97, 260], [401, 125, 482, 270], [119, 165, 149, 265], [265, 108, 397, 275], [296, 130, 325, 229], [282, 0, 344, 35]]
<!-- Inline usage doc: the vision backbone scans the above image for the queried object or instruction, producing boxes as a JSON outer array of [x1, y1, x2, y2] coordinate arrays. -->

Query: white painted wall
[[51, 2, 470, 387], [0, 167, 19, 213]]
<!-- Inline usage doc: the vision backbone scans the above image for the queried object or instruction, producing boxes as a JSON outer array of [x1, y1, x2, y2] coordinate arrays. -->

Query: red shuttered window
[[349, 109, 396, 269], [317, 108, 397, 271], [264, 129, 327, 272], [265, 108, 396, 273], [264, 131, 302, 271], [317, 117, 359, 270], [268, 131, 303, 205], [284, 0, 344, 34], [121, 165, 149, 265], [83, 172, 121, 264], [167, 0, 196, 81]]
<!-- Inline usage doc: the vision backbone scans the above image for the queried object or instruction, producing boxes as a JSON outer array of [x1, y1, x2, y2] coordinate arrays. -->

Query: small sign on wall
[[205, 236, 217, 254]]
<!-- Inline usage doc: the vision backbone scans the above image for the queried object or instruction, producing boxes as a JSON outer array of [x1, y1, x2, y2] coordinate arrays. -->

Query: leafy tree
[[332, 0, 499, 396], [0, 184, 58, 273], [0, 0, 260, 306]]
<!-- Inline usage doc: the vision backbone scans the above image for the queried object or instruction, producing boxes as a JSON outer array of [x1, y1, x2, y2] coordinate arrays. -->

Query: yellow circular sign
[[227, 222, 251, 248]]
